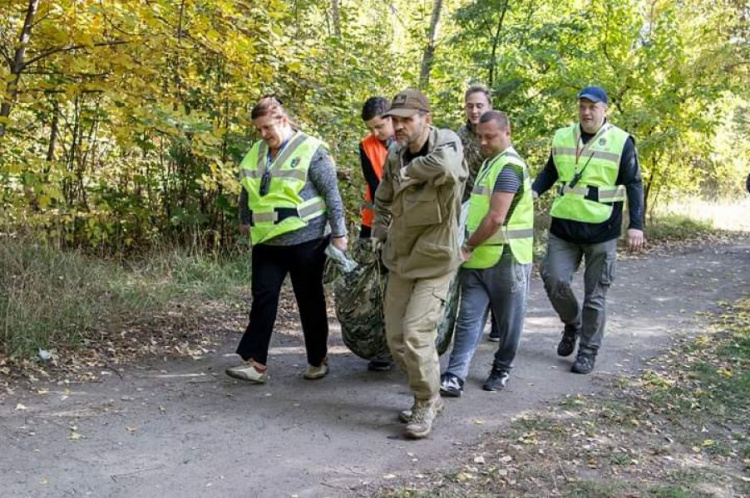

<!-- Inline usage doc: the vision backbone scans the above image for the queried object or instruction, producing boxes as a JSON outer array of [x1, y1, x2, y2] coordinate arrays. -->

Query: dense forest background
[[1, 0, 748, 254]]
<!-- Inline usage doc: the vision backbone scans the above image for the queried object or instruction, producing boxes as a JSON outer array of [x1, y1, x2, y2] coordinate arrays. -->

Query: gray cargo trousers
[[540, 233, 617, 353]]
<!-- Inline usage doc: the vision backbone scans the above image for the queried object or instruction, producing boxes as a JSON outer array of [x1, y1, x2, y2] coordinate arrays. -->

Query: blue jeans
[[445, 250, 531, 381]]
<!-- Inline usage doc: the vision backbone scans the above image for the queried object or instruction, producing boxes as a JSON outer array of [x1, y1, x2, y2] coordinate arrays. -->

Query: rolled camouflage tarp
[[327, 203, 468, 360], [329, 242, 458, 360]]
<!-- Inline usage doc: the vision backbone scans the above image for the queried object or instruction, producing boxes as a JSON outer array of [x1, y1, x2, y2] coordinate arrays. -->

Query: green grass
[[645, 485, 710, 498], [646, 214, 717, 242], [566, 481, 626, 497], [0, 236, 248, 357], [531, 211, 725, 264]]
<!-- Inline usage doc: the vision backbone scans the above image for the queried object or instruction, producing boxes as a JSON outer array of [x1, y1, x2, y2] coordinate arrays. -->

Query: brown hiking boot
[[404, 397, 444, 439], [398, 401, 416, 423]]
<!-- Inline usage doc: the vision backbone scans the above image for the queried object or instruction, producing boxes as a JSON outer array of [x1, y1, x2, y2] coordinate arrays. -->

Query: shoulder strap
[[269, 132, 313, 173]]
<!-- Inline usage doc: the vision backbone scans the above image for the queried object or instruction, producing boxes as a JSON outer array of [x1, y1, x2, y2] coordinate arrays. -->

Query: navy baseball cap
[[577, 86, 608, 105]]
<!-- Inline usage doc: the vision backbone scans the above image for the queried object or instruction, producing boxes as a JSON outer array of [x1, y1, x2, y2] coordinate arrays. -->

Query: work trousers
[[446, 250, 531, 380], [540, 233, 617, 353], [236, 237, 329, 366], [384, 271, 453, 400]]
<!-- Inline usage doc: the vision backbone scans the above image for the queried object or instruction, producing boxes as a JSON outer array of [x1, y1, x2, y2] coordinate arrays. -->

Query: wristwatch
[[461, 243, 474, 253]]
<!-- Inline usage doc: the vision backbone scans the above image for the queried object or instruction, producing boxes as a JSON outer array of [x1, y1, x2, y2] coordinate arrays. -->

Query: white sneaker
[[303, 358, 329, 380], [226, 360, 267, 384]]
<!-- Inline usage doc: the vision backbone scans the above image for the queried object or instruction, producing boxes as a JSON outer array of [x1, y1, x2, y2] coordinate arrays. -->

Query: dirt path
[[2, 238, 749, 498]]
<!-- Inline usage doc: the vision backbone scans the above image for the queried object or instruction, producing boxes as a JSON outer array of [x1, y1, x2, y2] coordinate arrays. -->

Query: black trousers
[[236, 237, 329, 366]]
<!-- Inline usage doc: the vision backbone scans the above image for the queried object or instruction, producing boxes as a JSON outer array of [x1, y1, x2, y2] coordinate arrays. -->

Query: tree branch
[[1, 0, 41, 139], [98, 0, 139, 37], [419, 0, 444, 90], [489, 0, 510, 87], [22, 40, 129, 69]]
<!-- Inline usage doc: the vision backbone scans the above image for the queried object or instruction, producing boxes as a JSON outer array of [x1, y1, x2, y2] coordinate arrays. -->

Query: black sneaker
[[439, 373, 464, 397], [488, 329, 500, 342], [557, 325, 580, 357], [367, 359, 392, 372], [482, 368, 510, 391], [571, 351, 596, 374]]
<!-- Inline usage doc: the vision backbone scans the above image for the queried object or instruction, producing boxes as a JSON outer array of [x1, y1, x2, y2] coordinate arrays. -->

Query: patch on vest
[[598, 137, 607, 146], [290, 157, 301, 168]]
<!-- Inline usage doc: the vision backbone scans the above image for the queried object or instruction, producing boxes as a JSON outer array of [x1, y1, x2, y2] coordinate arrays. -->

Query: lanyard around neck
[[574, 123, 611, 166], [567, 124, 611, 188]]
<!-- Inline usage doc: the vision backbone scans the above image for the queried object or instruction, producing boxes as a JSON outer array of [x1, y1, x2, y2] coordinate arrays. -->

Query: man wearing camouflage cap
[[373, 88, 467, 439]]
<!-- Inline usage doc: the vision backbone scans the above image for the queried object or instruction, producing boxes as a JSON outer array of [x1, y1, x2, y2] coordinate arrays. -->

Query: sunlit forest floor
[[656, 197, 750, 233]]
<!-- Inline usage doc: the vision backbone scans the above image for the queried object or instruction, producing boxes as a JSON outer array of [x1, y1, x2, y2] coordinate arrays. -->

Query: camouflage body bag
[[326, 240, 460, 360]]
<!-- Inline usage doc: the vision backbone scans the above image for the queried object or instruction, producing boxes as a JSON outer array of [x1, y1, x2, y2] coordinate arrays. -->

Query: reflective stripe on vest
[[250, 197, 326, 224], [550, 123, 630, 223], [558, 183, 626, 202], [464, 147, 534, 268], [239, 131, 328, 245], [360, 135, 387, 229], [478, 227, 536, 245], [240, 168, 308, 182]]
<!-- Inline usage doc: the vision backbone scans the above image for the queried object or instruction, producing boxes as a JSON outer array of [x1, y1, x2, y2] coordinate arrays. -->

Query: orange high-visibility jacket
[[360, 135, 387, 228]]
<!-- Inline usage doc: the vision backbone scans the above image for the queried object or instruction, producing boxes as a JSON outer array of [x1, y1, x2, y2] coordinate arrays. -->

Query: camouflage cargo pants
[[384, 271, 453, 400]]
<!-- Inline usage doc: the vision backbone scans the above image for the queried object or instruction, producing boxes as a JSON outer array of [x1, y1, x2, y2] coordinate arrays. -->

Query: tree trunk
[[332, 0, 341, 37], [419, 0, 443, 90], [46, 100, 60, 162], [173, 0, 186, 110], [488, 1, 510, 88], [0, 0, 40, 139]]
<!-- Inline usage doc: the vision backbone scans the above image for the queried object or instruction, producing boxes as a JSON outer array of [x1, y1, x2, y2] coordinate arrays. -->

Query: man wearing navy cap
[[532, 86, 645, 374]]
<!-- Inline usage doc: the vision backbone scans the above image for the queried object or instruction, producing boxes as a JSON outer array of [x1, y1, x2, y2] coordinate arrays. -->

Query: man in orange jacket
[[359, 96, 394, 371], [360, 97, 394, 238]]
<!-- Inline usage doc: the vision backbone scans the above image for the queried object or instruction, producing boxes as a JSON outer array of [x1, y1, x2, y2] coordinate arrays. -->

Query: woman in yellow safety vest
[[226, 96, 348, 384]]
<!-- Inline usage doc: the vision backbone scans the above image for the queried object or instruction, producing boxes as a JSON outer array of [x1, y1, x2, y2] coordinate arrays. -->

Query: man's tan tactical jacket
[[373, 127, 467, 279]]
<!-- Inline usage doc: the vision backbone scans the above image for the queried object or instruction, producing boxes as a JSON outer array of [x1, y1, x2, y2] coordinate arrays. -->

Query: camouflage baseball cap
[[384, 89, 431, 118]]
